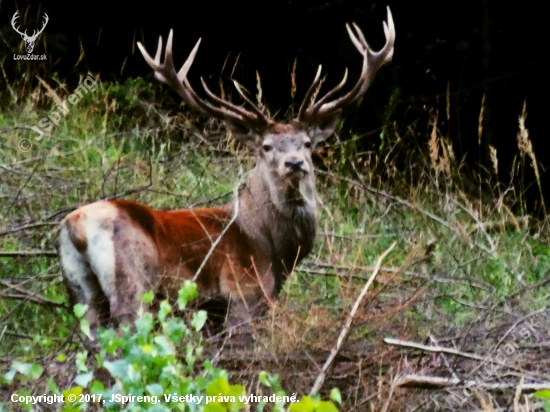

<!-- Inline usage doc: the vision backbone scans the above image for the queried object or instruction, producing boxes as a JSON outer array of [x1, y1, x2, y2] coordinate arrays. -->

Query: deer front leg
[[226, 292, 268, 341]]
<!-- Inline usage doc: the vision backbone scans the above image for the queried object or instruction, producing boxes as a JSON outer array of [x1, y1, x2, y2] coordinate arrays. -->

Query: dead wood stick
[[393, 374, 550, 393], [384, 337, 543, 380], [394, 374, 460, 388], [383, 337, 487, 362], [310, 241, 397, 395]]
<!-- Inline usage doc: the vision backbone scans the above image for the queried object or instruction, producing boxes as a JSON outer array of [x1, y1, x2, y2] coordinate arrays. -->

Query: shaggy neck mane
[[236, 167, 318, 295]]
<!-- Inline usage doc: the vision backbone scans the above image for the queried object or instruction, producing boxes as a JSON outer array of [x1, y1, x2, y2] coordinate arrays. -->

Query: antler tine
[[232, 80, 269, 122], [347, 23, 367, 54], [351, 7, 394, 65], [138, 31, 269, 133], [138, 34, 216, 117], [312, 23, 370, 112], [297, 65, 323, 121], [137, 35, 165, 81], [298, 68, 349, 122], [299, 6, 395, 124], [200, 78, 253, 119], [153, 36, 163, 66]]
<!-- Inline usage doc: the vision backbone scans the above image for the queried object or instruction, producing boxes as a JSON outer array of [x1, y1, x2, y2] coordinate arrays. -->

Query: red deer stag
[[59, 8, 395, 334]]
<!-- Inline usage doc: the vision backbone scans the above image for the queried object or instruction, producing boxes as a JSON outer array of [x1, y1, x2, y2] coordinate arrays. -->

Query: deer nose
[[285, 157, 304, 172]]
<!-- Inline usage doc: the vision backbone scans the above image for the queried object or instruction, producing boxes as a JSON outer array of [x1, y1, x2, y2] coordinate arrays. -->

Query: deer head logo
[[11, 11, 49, 54]]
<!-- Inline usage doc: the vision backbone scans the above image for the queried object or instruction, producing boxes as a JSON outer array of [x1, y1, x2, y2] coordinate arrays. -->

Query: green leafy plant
[[534, 389, 550, 412], [3, 281, 339, 411]]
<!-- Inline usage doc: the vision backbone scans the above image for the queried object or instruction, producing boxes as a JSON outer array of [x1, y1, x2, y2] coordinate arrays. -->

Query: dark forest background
[[1, 0, 548, 210]]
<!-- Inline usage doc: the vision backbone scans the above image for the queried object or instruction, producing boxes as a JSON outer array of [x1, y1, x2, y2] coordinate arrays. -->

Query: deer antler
[[137, 31, 270, 135], [297, 6, 395, 125]]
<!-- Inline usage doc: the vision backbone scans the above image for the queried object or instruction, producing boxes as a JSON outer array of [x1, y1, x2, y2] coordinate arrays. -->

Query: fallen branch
[[384, 337, 487, 362], [310, 241, 397, 395], [384, 337, 544, 380], [393, 374, 550, 393], [297, 263, 494, 290], [394, 374, 460, 388]]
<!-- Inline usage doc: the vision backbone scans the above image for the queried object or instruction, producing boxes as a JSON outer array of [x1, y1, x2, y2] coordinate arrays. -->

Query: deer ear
[[308, 110, 342, 145]]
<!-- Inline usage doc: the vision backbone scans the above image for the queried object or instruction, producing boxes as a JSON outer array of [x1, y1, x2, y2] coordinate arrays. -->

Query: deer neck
[[232, 165, 318, 294]]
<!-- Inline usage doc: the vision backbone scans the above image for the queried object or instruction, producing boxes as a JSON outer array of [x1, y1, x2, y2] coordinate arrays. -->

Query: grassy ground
[[1, 74, 549, 411]]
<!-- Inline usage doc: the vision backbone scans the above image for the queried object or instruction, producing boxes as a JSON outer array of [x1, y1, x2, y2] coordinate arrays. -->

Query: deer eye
[[304, 141, 312, 149], [262, 144, 272, 152]]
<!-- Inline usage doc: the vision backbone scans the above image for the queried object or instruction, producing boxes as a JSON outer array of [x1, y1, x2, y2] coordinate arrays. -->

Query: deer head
[[11, 11, 49, 54], [137, 8, 395, 216]]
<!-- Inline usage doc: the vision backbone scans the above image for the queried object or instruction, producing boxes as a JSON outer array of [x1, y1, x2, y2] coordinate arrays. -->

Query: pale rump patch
[[58, 229, 93, 305], [59, 202, 118, 326], [82, 203, 117, 301]]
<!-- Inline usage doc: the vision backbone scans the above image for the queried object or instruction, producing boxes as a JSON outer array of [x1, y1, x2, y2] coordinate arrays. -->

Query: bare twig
[[0, 293, 65, 307], [0, 279, 65, 308], [384, 337, 489, 362], [429, 334, 460, 382], [103, 157, 154, 200], [0, 222, 58, 237], [0, 138, 94, 168], [297, 263, 494, 290], [103, 182, 153, 200], [310, 241, 397, 395], [315, 168, 498, 257], [450, 197, 497, 256], [192, 167, 244, 282], [0, 250, 57, 257], [494, 308, 546, 351]]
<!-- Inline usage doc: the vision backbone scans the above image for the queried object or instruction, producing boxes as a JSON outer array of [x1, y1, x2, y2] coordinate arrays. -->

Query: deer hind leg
[[83, 219, 128, 329], [61, 202, 156, 330], [107, 220, 158, 326], [59, 228, 109, 335]]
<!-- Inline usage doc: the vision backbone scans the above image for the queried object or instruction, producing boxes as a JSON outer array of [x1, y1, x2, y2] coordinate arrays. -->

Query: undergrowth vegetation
[[1, 72, 549, 411]]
